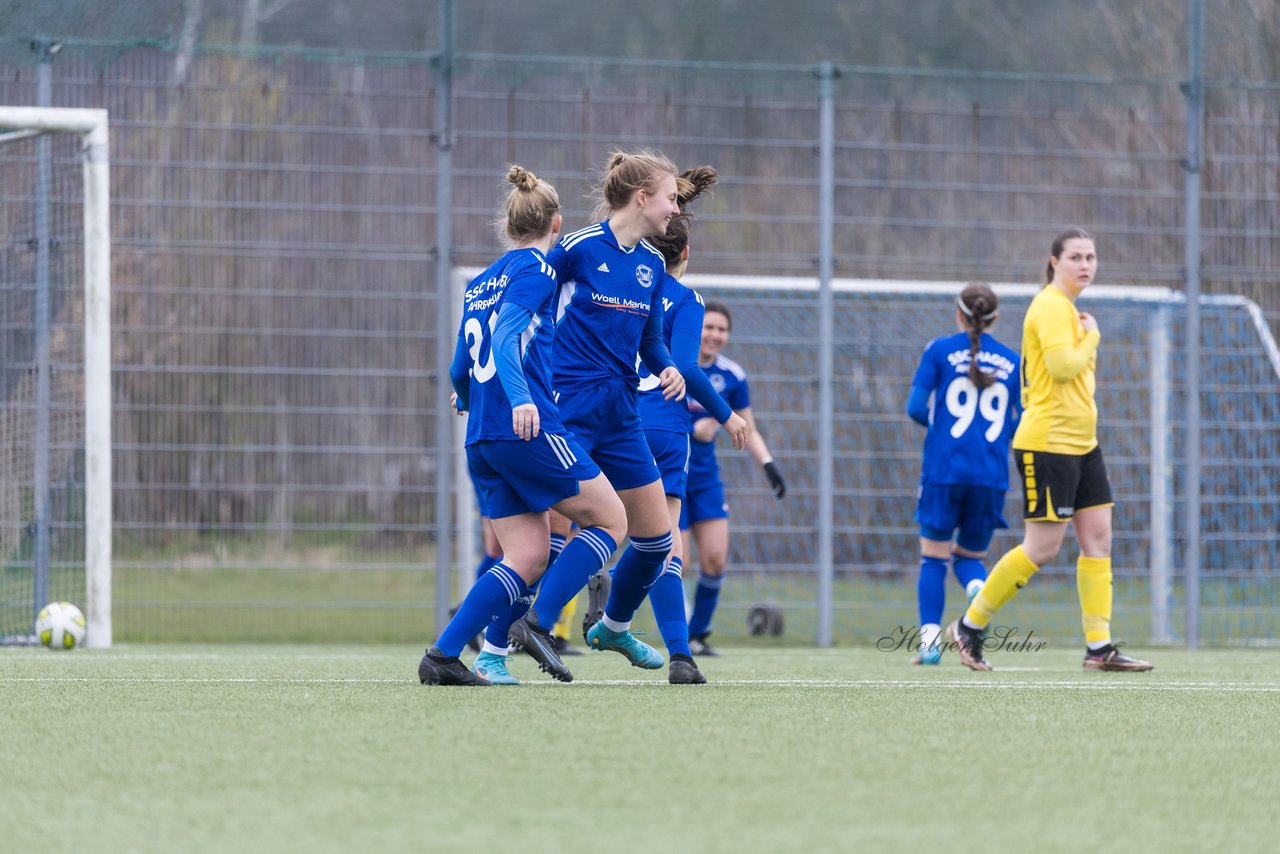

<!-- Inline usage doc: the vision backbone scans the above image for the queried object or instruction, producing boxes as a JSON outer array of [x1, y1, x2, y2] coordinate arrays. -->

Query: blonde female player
[[947, 228, 1154, 672], [507, 149, 689, 676], [632, 166, 748, 683], [418, 165, 626, 686]]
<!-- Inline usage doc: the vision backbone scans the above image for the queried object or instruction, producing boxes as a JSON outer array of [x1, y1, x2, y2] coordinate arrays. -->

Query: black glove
[[762, 460, 786, 499]]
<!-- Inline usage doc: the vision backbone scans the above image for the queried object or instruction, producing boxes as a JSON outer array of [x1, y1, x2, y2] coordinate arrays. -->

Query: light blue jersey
[[547, 221, 669, 390], [911, 332, 1020, 489], [456, 248, 563, 443]]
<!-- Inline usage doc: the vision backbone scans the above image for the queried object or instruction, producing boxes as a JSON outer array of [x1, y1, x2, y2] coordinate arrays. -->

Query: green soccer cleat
[[472, 651, 520, 685], [585, 622, 665, 669]]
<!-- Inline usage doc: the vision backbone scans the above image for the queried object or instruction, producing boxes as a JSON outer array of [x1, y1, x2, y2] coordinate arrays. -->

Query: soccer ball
[[36, 602, 87, 650]]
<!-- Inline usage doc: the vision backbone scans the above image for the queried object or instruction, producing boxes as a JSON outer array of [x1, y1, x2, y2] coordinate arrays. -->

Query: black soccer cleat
[[946, 620, 992, 672], [418, 647, 491, 686], [509, 610, 573, 682], [688, 634, 720, 658], [668, 654, 708, 685], [581, 570, 611, 643]]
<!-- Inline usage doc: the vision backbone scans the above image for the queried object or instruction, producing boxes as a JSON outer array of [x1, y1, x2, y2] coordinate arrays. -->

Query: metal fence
[[1, 0, 1277, 645]]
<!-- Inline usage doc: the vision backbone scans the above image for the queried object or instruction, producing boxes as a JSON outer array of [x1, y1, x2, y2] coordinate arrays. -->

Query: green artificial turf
[[3, 644, 1277, 853]]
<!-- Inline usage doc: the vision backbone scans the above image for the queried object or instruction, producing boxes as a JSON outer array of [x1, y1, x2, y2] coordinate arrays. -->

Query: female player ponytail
[[957, 282, 999, 389], [649, 165, 718, 269]]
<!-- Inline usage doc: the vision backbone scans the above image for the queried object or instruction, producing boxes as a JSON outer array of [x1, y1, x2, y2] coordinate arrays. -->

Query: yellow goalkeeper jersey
[[1012, 285, 1101, 454]]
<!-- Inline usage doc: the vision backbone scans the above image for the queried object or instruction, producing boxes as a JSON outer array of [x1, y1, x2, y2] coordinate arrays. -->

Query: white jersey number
[[945, 378, 1008, 442], [464, 313, 499, 384]]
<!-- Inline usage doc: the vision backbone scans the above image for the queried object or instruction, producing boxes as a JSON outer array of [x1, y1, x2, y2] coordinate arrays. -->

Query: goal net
[[453, 268, 1280, 648], [0, 107, 111, 647]]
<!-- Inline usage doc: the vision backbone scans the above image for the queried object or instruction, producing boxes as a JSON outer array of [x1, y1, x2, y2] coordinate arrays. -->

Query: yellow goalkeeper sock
[[552, 595, 578, 641], [963, 545, 1039, 629], [1077, 555, 1113, 645]]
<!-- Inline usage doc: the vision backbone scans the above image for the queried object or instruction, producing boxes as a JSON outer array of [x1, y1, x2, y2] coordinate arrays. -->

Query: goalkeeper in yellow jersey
[[948, 227, 1153, 672]]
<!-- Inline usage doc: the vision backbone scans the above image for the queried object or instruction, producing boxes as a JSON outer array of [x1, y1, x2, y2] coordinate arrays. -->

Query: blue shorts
[[469, 473, 490, 518], [915, 483, 1008, 552], [645, 428, 690, 500], [680, 471, 728, 529], [466, 433, 601, 519], [557, 383, 660, 491]]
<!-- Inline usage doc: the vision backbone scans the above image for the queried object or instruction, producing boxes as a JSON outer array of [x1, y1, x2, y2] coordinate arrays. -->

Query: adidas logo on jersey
[[597, 262, 610, 272]]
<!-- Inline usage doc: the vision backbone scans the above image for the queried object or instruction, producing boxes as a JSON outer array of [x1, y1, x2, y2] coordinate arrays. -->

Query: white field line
[[4, 675, 1280, 692]]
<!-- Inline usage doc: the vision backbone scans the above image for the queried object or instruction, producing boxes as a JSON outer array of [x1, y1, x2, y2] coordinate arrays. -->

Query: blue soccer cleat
[[585, 622, 665, 669], [472, 651, 520, 685], [911, 646, 943, 665]]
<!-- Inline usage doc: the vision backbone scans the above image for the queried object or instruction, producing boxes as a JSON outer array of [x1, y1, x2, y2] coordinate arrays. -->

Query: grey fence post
[[816, 62, 837, 647], [1182, 0, 1204, 649], [433, 0, 455, 637]]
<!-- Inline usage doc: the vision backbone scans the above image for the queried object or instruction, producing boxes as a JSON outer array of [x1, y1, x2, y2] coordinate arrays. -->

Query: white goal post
[[0, 106, 112, 648]]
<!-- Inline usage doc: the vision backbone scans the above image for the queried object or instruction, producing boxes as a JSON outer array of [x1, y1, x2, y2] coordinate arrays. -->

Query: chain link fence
[[1, 0, 1276, 643]]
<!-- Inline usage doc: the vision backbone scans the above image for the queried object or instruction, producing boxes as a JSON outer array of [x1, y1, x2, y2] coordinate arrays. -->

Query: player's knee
[[1022, 543, 1058, 567], [1077, 528, 1112, 558], [701, 552, 727, 576], [591, 504, 628, 546]]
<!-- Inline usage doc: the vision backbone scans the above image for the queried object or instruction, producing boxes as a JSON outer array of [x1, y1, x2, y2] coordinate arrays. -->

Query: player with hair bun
[[418, 165, 626, 686], [506, 148, 692, 676]]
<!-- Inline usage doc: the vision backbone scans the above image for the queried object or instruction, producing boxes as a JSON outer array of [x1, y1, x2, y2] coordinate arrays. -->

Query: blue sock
[[436, 562, 529, 657], [530, 527, 617, 629], [473, 552, 500, 583], [953, 556, 987, 592], [649, 556, 691, 657], [917, 556, 948, 627], [604, 531, 673, 625], [687, 573, 723, 638], [485, 534, 564, 649]]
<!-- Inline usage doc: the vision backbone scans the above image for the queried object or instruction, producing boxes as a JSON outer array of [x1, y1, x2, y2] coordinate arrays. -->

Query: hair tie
[[957, 294, 998, 323]]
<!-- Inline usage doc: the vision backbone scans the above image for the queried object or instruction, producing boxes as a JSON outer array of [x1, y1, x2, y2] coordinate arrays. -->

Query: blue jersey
[[911, 331, 1020, 489], [457, 248, 563, 443], [688, 354, 751, 480], [547, 221, 668, 390], [638, 278, 710, 433]]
